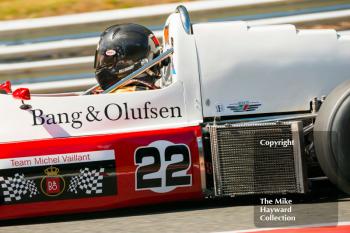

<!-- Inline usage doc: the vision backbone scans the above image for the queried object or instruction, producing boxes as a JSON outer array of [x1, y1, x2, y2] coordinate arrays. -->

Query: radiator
[[208, 121, 306, 196]]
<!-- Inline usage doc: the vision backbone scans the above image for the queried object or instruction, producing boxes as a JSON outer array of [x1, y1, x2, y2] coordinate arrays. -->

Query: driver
[[93, 23, 162, 93]]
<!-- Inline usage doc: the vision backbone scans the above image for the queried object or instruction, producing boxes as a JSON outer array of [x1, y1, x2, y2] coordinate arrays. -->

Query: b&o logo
[[40, 166, 66, 196]]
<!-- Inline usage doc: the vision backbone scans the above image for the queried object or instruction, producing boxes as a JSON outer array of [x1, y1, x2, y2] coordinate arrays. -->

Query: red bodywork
[[0, 126, 203, 220]]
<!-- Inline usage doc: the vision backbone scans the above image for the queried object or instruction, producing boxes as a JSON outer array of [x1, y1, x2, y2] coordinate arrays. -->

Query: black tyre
[[314, 80, 350, 194]]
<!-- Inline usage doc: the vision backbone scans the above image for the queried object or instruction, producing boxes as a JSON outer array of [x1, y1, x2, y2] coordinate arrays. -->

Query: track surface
[[1, 181, 350, 233]]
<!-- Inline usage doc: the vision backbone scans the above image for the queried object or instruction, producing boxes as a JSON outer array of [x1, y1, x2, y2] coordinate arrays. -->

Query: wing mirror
[[0, 81, 12, 94], [12, 88, 32, 110]]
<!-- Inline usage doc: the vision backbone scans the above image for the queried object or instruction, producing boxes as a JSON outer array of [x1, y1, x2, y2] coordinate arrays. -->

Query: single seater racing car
[[0, 6, 350, 220]]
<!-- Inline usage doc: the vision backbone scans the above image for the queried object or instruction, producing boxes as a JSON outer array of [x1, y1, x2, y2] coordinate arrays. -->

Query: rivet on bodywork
[[205, 99, 210, 106]]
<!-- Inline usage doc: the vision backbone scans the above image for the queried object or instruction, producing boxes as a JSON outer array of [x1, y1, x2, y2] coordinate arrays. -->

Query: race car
[[1, 5, 350, 220]]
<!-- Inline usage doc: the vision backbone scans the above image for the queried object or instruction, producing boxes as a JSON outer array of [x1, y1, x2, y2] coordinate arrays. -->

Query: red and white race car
[[1, 6, 350, 220]]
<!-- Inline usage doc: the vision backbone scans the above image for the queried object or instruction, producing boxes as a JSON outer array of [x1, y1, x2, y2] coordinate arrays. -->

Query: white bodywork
[[0, 81, 201, 143], [193, 22, 350, 118], [0, 11, 349, 143]]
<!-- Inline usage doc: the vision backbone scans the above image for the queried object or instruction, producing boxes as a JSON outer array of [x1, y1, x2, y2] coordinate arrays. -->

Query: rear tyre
[[314, 80, 350, 194]]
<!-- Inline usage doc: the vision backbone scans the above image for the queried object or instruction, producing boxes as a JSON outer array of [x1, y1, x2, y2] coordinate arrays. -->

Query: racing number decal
[[165, 145, 191, 187], [135, 140, 192, 193], [135, 147, 162, 189]]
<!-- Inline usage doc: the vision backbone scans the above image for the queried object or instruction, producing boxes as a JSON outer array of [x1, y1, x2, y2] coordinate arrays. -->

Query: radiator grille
[[209, 121, 305, 196]]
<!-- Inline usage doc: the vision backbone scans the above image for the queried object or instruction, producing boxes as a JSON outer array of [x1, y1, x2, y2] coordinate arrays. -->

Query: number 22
[[135, 144, 191, 191]]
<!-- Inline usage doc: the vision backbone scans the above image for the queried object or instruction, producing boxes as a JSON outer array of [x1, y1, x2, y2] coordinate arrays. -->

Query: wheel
[[314, 80, 350, 194]]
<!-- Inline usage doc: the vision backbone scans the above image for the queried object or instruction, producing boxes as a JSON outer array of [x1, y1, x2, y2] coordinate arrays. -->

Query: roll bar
[[176, 5, 193, 35]]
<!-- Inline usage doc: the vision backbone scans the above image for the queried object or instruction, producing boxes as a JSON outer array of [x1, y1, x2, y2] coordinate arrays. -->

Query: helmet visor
[[94, 50, 116, 69]]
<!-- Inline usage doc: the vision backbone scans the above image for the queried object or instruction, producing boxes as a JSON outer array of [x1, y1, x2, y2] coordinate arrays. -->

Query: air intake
[[208, 121, 306, 196]]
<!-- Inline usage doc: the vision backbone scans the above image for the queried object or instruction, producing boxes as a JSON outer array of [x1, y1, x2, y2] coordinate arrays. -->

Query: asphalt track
[[1, 181, 350, 233]]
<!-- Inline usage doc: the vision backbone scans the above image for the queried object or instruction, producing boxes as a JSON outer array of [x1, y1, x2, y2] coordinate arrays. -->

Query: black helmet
[[94, 23, 161, 90]]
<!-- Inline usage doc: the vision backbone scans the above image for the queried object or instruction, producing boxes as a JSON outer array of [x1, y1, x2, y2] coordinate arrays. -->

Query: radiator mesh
[[209, 122, 305, 196]]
